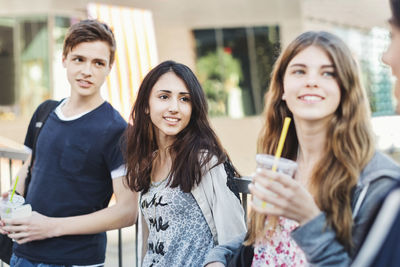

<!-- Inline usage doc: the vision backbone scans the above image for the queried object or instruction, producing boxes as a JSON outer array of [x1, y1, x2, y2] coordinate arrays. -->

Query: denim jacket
[[204, 151, 400, 266]]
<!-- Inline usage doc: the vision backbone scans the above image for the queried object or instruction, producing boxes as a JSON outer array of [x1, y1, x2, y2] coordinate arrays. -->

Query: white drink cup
[[0, 194, 32, 220], [253, 154, 297, 209]]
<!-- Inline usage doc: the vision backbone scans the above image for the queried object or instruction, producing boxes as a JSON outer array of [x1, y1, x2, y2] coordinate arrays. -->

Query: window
[[0, 18, 15, 107], [194, 26, 280, 117], [0, 15, 79, 118], [334, 27, 393, 116], [19, 17, 50, 115]]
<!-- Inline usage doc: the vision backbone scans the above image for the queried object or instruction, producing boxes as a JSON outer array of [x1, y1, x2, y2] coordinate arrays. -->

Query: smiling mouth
[[164, 117, 180, 122], [298, 95, 324, 102]]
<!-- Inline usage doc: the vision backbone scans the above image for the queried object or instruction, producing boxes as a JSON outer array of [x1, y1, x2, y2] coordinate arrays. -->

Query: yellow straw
[[272, 117, 291, 172], [10, 176, 19, 203], [261, 117, 291, 208], [6, 176, 19, 214]]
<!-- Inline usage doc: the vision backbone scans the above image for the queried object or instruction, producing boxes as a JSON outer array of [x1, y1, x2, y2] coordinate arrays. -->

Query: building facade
[[0, 0, 393, 174]]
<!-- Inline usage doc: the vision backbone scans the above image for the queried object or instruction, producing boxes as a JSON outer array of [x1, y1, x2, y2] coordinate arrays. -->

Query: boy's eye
[[95, 61, 106, 67], [73, 57, 83, 62]]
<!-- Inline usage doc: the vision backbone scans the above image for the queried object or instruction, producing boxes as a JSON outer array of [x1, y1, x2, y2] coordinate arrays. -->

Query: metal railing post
[[135, 221, 138, 267], [232, 176, 251, 221], [118, 229, 122, 267], [8, 159, 13, 185]]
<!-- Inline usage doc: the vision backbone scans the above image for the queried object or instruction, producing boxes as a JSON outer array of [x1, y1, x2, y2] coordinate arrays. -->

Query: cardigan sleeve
[[208, 161, 247, 244], [203, 233, 246, 266]]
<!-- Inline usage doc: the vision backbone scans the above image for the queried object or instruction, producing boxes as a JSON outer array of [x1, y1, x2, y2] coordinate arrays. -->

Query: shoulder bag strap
[[24, 99, 60, 197]]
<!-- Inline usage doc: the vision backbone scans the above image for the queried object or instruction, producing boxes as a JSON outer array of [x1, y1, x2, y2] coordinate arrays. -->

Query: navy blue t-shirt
[[15, 101, 127, 265]]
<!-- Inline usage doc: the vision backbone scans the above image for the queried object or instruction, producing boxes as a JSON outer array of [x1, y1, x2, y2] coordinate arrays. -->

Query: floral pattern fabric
[[252, 217, 307, 267]]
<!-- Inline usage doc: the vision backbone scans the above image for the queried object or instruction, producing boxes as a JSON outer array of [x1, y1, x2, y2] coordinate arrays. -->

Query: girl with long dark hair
[[125, 60, 246, 266]]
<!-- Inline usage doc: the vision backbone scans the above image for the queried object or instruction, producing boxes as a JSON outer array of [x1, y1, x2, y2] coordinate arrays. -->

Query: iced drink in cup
[[0, 194, 32, 220], [253, 154, 297, 208]]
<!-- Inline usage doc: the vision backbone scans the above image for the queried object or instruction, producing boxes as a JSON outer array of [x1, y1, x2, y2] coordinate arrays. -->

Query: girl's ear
[[145, 107, 149, 114], [282, 92, 287, 100]]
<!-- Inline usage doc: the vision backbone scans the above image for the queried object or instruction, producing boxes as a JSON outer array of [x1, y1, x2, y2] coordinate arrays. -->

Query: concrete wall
[[0, 0, 304, 67], [210, 115, 263, 175]]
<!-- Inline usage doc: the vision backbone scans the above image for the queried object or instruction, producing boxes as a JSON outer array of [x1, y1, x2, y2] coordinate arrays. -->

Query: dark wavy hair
[[389, 0, 400, 27], [125, 60, 234, 193]]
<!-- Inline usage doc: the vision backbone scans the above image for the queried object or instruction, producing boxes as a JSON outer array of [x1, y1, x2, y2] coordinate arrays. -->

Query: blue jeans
[[10, 254, 104, 267], [9, 254, 104, 267], [10, 254, 71, 267]]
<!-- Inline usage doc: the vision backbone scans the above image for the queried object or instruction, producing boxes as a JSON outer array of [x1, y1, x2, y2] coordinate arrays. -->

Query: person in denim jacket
[[205, 31, 400, 267], [352, 0, 400, 266]]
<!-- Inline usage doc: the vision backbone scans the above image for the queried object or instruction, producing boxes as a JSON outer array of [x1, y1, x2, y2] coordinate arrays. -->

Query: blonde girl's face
[[282, 45, 341, 124], [382, 24, 400, 80], [148, 72, 192, 144]]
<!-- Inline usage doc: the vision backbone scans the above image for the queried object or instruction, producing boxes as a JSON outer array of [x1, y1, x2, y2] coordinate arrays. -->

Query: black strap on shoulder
[[224, 159, 241, 201], [24, 99, 60, 197]]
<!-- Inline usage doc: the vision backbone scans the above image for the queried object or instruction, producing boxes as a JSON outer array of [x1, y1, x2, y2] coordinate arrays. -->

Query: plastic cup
[[253, 154, 297, 208], [0, 194, 32, 220]]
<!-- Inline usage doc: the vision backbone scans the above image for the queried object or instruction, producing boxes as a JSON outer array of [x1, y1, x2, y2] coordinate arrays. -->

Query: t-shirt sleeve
[[111, 164, 127, 179], [103, 117, 127, 179], [24, 107, 40, 150]]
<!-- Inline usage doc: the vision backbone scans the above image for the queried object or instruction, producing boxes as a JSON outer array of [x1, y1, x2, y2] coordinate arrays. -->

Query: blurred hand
[[0, 219, 6, 234], [1, 191, 9, 199], [0, 191, 10, 230], [2, 211, 57, 244], [249, 168, 321, 225], [205, 262, 225, 267]]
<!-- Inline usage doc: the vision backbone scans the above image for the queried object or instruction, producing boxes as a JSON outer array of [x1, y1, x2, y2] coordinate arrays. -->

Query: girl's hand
[[249, 169, 321, 225], [2, 211, 57, 244]]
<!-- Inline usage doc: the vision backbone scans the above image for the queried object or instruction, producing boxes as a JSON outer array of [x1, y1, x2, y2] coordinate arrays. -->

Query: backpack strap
[[24, 99, 60, 197], [224, 159, 241, 201]]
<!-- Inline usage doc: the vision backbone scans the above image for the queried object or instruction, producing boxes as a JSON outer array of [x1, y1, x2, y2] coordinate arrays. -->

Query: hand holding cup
[[250, 166, 321, 225]]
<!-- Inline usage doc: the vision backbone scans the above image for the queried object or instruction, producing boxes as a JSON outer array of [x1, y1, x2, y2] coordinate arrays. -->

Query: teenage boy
[[0, 19, 138, 266]]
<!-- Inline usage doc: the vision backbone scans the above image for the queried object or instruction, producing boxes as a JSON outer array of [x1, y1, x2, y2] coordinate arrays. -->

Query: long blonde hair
[[245, 31, 375, 250]]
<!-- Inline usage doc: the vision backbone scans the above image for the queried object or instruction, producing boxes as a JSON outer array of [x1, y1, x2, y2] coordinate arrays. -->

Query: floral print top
[[252, 217, 307, 267]]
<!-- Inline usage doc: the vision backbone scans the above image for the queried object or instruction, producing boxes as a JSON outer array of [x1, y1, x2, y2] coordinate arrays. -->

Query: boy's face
[[62, 41, 112, 99]]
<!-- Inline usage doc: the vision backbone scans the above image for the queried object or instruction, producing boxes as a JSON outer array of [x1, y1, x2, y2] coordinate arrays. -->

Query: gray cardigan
[[140, 156, 247, 265], [204, 151, 400, 266]]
